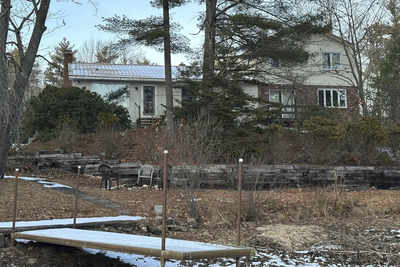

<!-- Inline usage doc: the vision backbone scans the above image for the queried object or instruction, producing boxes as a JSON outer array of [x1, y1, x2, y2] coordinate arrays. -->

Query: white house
[[64, 55, 184, 126], [256, 33, 359, 118], [63, 33, 359, 125]]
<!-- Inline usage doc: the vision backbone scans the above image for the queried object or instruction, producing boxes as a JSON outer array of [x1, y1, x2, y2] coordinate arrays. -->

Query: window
[[322, 52, 341, 70], [269, 89, 295, 118], [143, 86, 155, 115], [318, 88, 347, 108], [269, 89, 294, 105], [91, 83, 129, 109]]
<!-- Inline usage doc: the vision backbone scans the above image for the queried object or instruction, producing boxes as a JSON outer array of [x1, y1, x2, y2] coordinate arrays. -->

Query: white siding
[[259, 34, 356, 87]]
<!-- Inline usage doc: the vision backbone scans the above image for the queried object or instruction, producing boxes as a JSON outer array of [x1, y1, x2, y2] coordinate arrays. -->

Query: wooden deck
[[14, 228, 254, 261]]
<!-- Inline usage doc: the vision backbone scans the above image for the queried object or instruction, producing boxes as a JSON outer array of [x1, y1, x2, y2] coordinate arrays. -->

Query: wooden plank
[[0, 216, 143, 233], [14, 228, 255, 261]]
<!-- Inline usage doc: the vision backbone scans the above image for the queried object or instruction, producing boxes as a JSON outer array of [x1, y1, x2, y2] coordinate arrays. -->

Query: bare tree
[[78, 39, 119, 63], [0, 0, 51, 178], [318, 0, 387, 115]]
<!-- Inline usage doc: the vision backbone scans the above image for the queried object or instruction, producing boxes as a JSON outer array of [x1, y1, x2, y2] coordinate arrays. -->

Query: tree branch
[[9, 18, 26, 60], [36, 54, 62, 70]]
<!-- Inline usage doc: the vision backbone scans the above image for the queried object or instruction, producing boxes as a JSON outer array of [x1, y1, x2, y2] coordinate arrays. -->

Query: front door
[[143, 86, 155, 115]]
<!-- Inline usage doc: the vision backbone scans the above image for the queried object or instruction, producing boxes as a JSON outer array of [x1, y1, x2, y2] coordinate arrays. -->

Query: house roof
[[69, 63, 183, 82]]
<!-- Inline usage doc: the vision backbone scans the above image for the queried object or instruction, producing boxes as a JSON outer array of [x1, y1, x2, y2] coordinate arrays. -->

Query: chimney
[[63, 49, 73, 88]]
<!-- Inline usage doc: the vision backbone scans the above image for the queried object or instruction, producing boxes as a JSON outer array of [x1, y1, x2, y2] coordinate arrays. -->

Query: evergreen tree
[[97, 0, 191, 136], [44, 38, 77, 87], [178, 0, 328, 156], [373, 0, 400, 121], [24, 85, 131, 140]]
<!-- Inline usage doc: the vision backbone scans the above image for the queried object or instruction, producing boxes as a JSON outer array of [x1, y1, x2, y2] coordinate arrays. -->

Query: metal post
[[236, 158, 243, 267], [237, 158, 243, 246], [12, 169, 20, 236], [161, 150, 168, 267], [73, 166, 81, 228]]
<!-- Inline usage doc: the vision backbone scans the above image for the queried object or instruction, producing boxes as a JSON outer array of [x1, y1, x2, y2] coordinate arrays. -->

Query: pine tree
[[373, 0, 400, 121], [98, 0, 191, 136], [179, 0, 328, 156], [44, 38, 77, 87]]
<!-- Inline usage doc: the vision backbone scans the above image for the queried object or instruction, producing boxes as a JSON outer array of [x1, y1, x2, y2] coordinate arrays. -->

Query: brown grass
[[3, 170, 400, 247], [0, 178, 118, 222]]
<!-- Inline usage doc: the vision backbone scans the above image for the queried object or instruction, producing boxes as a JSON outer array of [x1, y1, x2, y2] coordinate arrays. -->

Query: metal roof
[[69, 63, 183, 81]]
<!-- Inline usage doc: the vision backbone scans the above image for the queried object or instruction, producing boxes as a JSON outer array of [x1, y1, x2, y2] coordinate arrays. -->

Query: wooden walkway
[[0, 216, 143, 233], [14, 228, 254, 261]]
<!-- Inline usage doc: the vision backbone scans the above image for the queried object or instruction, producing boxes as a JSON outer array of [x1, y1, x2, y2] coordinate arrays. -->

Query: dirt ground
[[2, 170, 400, 266]]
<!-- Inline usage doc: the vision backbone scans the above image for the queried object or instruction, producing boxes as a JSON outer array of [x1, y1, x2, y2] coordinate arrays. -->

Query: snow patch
[[4, 175, 72, 188], [0, 216, 143, 229]]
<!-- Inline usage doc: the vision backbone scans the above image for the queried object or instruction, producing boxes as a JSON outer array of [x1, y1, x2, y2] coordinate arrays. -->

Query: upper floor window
[[322, 52, 341, 70], [318, 88, 347, 108]]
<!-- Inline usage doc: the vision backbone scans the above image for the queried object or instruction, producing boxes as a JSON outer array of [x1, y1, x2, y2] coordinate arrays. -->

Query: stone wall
[[169, 164, 400, 190]]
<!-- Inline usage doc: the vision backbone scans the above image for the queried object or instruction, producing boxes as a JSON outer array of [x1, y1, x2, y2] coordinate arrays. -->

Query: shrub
[[24, 85, 131, 141]]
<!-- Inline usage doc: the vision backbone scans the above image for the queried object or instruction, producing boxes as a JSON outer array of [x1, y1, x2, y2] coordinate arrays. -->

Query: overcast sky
[[39, 0, 204, 65]]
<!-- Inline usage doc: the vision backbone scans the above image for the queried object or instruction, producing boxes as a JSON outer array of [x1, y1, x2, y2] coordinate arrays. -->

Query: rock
[[167, 225, 187, 232], [26, 258, 37, 265], [187, 218, 200, 229], [167, 217, 176, 225], [147, 225, 162, 235]]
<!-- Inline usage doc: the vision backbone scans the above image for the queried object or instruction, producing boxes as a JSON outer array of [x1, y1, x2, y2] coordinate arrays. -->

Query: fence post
[[12, 169, 20, 240], [161, 150, 168, 267], [73, 166, 81, 228], [236, 158, 243, 267]]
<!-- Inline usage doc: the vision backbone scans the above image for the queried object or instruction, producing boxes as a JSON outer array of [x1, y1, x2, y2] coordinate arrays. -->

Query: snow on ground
[[4, 175, 42, 181], [37, 180, 72, 188], [84, 248, 334, 267], [4, 175, 72, 188], [0, 216, 143, 229]]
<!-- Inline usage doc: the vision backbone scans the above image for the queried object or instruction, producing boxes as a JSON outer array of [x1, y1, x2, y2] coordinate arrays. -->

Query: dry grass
[[0, 178, 117, 222], [3, 170, 400, 248], [10, 170, 400, 225]]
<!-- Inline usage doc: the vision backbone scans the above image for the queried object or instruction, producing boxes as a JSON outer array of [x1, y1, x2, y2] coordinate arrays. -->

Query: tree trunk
[[0, 124, 10, 179], [0, 0, 50, 178], [163, 0, 175, 136], [200, 0, 217, 118], [358, 83, 368, 116], [0, 0, 11, 178]]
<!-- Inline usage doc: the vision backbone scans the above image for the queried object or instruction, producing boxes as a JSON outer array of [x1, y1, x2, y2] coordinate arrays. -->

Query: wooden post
[[73, 166, 81, 228], [161, 150, 168, 267], [236, 158, 243, 267], [12, 169, 20, 237]]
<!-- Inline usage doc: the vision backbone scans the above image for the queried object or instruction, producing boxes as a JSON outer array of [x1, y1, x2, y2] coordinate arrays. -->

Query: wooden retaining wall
[[7, 152, 400, 189], [169, 164, 400, 189]]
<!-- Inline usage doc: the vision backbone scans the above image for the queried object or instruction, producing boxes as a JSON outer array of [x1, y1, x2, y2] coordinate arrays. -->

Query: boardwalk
[[14, 228, 254, 261]]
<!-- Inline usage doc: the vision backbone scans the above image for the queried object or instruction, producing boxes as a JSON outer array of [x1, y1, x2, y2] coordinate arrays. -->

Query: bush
[[24, 85, 131, 140]]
